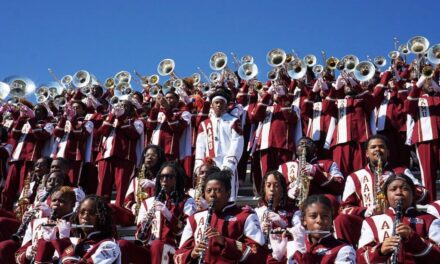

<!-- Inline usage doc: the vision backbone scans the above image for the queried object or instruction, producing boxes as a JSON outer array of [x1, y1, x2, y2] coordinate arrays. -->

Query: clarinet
[[136, 187, 166, 243], [198, 201, 214, 264], [11, 188, 53, 242], [265, 195, 274, 250], [390, 199, 403, 264]]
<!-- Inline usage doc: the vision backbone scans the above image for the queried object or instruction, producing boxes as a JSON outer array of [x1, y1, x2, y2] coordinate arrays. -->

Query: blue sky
[[1, 0, 439, 94]]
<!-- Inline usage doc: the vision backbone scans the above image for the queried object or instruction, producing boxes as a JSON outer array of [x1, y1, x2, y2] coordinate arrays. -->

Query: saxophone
[[194, 174, 205, 211], [135, 164, 149, 222], [296, 147, 312, 206], [15, 172, 32, 220], [374, 155, 386, 214]]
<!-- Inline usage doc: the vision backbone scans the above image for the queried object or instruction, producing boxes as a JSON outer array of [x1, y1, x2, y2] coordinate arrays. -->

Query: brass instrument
[[194, 173, 206, 211], [267, 68, 278, 81], [408, 36, 429, 54], [135, 164, 149, 222], [390, 199, 403, 264], [312, 64, 324, 76], [192, 73, 201, 86], [287, 58, 307, 80], [326, 56, 340, 70], [0, 81, 10, 101], [54, 95, 67, 109], [398, 44, 410, 55], [136, 187, 166, 243], [374, 155, 386, 214], [374, 56, 387, 68], [427, 44, 440, 64], [266, 48, 287, 67], [72, 70, 91, 89], [114, 70, 132, 85], [209, 52, 238, 87], [422, 65, 434, 79], [238, 62, 259, 81], [250, 80, 264, 92], [353, 61, 375, 82], [209, 72, 222, 84], [296, 147, 312, 206], [241, 54, 254, 64], [4, 75, 36, 98], [388, 51, 400, 60], [105, 77, 116, 89], [342, 55, 359, 72], [303, 54, 317, 67], [15, 172, 32, 220], [158, 59, 178, 79], [61, 75, 73, 89], [198, 201, 214, 264]]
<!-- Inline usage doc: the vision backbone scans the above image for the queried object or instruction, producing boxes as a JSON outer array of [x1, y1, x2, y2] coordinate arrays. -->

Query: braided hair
[[70, 195, 116, 239]]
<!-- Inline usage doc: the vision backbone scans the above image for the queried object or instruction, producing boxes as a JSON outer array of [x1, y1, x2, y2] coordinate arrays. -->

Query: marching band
[[0, 35, 439, 263]]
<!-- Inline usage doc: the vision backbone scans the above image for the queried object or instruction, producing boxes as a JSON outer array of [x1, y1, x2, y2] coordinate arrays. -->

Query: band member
[[120, 161, 196, 264], [278, 137, 344, 204], [13, 186, 76, 264], [357, 174, 440, 263], [175, 170, 266, 264], [194, 88, 244, 201], [33, 195, 121, 264], [268, 194, 356, 263], [189, 158, 221, 211], [96, 100, 144, 206], [249, 86, 300, 193], [53, 100, 94, 187], [0, 125, 12, 189], [338, 134, 426, 246], [255, 170, 297, 254], [2, 103, 54, 211], [124, 144, 167, 214], [404, 73, 440, 202]]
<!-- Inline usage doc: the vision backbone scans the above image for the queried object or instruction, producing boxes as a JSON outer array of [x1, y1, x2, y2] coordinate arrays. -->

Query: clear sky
[[1, 0, 439, 95]]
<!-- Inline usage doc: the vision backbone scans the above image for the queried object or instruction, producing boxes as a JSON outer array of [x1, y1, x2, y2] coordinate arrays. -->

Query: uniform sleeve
[[222, 119, 244, 171], [402, 218, 440, 261], [313, 162, 344, 196], [335, 245, 356, 264], [357, 219, 389, 264], [194, 125, 207, 172], [174, 219, 196, 264], [90, 241, 121, 264], [340, 176, 366, 216]]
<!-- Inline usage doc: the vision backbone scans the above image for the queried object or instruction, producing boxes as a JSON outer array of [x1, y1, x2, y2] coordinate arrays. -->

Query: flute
[[270, 229, 331, 235], [42, 223, 94, 228]]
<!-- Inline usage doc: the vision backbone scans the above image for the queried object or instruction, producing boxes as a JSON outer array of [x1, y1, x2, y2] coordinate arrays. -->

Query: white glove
[[268, 212, 288, 228], [25, 246, 34, 260], [347, 77, 358, 87], [270, 234, 288, 261], [154, 201, 172, 221], [416, 75, 427, 88], [287, 183, 300, 200], [303, 163, 316, 177], [288, 224, 306, 253], [335, 75, 346, 90], [364, 205, 379, 217], [139, 178, 155, 189], [35, 202, 52, 217], [114, 107, 125, 117], [42, 225, 57, 241], [57, 219, 71, 239], [312, 79, 321, 93], [267, 85, 275, 95], [130, 203, 137, 215], [229, 104, 244, 118]]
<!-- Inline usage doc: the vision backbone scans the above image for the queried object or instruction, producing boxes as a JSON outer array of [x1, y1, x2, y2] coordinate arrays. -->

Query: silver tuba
[[341, 55, 359, 72], [61, 75, 73, 89], [388, 50, 400, 60], [114, 71, 132, 85], [4, 76, 36, 98], [72, 70, 91, 89], [287, 59, 307, 79], [427, 44, 440, 64], [374, 56, 387, 68], [158, 59, 178, 79], [210, 52, 228, 71], [408, 36, 430, 54], [238, 62, 258, 81], [266, 48, 287, 67], [303, 54, 317, 67]]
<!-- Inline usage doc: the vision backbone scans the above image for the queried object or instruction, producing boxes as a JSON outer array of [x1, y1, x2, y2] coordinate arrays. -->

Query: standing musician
[[404, 72, 440, 202], [13, 186, 76, 264], [120, 161, 196, 264], [2, 103, 54, 211], [175, 170, 266, 264], [194, 88, 244, 201], [96, 100, 144, 206], [32, 195, 121, 264], [338, 135, 427, 246], [357, 174, 440, 263], [53, 98, 94, 188]]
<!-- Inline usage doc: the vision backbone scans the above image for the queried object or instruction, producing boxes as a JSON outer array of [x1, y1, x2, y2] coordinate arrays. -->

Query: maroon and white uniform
[[326, 89, 376, 175], [1, 117, 53, 210], [0, 142, 12, 188], [357, 207, 440, 264], [52, 116, 93, 186], [175, 203, 266, 264], [195, 112, 244, 200], [278, 158, 344, 201], [96, 113, 144, 206], [404, 84, 440, 202], [135, 195, 195, 264], [426, 200, 440, 219]]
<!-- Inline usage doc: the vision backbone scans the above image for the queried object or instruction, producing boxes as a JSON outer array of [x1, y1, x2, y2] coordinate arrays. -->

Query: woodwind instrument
[[135, 187, 166, 243], [375, 154, 386, 214], [14, 172, 32, 220], [135, 164, 149, 222], [390, 199, 403, 264], [11, 188, 53, 242], [198, 201, 214, 264], [296, 147, 312, 206], [194, 174, 206, 211], [263, 195, 274, 249]]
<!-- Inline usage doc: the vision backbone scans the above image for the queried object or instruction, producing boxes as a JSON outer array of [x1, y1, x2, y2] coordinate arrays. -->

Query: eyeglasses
[[159, 173, 176, 180]]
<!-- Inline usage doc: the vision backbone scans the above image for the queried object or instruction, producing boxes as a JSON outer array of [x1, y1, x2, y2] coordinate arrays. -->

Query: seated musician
[[33, 195, 121, 264], [268, 194, 356, 263], [188, 158, 220, 211], [14, 186, 76, 264], [357, 174, 440, 263], [174, 170, 266, 264]]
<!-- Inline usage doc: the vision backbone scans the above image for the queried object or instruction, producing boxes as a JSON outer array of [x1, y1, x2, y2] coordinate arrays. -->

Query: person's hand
[[191, 240, 207, 259], [196, 197, 208, 210], [268, 212, 288, 228], [380, 236, 400, 255], [287, 183, 300, 200], [395, 223, 413, 240], [35, 202, 52, 217], [42, 225, 57, 241], [364, 204, 381, 217], [204, 227, 225, 246], [270, 232, 288, 261], [25, 245, 36, 260], [154, 201, 172, 221], [335, 75, 346, 90], [158, 96, 169, 110], [139, 178, 155, 189], [57, 219, 71, 238]]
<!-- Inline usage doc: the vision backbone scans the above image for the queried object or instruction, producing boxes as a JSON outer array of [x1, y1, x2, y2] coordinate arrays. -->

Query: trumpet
[[312, 64, 324, 76], [35, 86, 49, 104], [303, 54, 317, 67], [398, 44, 410, 55], [72, 70, 91, 89], [148, 85, 161, 98], [250, 80, 264, 92], [192, 73, 201, 86], [241, 54, 254, 64], [267, 68, 278, 81], [210, 51, 228, 71], [54, 95, 67, 109]]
